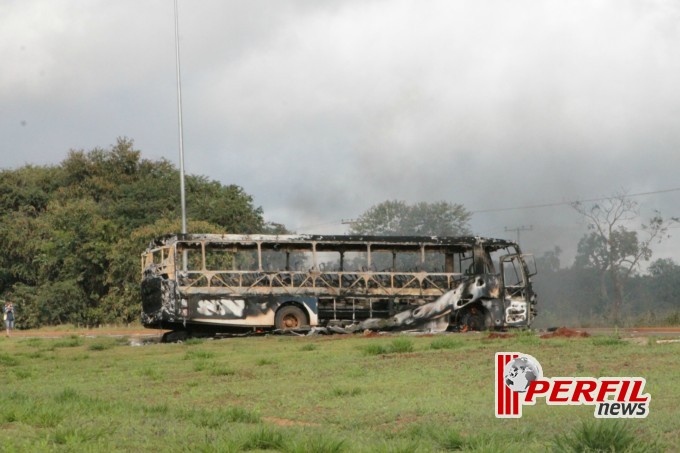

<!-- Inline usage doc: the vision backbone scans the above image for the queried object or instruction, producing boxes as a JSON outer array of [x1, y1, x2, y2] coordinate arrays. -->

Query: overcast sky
[[2, 0, 680, 267]]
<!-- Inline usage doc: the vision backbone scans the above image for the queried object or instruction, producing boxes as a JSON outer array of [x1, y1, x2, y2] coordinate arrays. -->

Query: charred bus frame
[[141, 234, 537, 335]]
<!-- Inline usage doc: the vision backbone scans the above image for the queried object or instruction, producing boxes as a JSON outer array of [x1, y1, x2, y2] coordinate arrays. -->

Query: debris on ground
[[540, 327, 590, 338]]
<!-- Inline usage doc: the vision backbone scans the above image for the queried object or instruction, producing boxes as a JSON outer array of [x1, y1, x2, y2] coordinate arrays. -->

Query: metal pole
[[174, 0, 188, 272], [174, 0, 187, 236]]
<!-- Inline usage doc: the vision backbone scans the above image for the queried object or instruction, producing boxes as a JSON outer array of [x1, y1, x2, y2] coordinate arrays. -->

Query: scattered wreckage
[[306, 274, 502, 335], [140, 234, 537, 341]]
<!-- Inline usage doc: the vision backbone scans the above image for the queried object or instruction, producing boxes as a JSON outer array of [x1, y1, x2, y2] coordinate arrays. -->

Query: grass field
[[0, 330, 678, 452]]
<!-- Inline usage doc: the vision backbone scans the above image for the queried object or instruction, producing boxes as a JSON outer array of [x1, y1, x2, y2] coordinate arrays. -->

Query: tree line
[[1, 139, 677, 328], [530, 192, 679, 327], [535, 250, 680, 328], [0, 138, 283, 328]]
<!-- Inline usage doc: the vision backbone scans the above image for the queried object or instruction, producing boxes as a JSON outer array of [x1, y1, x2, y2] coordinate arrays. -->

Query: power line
[[471, 187, 680, 214], [292, 187, 680, 232]]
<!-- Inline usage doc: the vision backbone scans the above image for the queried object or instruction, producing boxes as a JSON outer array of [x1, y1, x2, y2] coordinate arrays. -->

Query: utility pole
[[504, 225, 533, 246], [341, 219, 356, 234]]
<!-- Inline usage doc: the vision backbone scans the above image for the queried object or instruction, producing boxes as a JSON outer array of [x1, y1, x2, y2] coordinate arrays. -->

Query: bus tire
[[275, 305, 308, 330]]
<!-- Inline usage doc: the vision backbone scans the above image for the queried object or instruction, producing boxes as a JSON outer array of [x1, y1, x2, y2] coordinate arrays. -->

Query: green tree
[[572, 192, 677, 324], [0, 165, 63, 214], [105, 218, 225, 324], [347, 200, 471, 271], [0, 138, 276, 328], [536, 246, 562, 273], [349, 200, 471, 236], [646, 258, 680, 314], [186, 175, 264, 233]]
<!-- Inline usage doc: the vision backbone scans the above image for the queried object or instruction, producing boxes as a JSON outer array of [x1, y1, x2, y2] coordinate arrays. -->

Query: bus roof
[[148, 233, 518, 251]]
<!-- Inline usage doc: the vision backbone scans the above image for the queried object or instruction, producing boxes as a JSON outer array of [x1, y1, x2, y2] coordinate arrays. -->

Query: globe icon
[[504, 356, 541, 393]]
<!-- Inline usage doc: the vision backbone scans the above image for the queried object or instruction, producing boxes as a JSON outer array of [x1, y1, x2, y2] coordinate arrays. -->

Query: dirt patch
[[263, 416, 319, 427], [486, 332, 512, 339], [7, 328, 165, 340], [540, 327, 590, 339], [378, 415, 423, 433]]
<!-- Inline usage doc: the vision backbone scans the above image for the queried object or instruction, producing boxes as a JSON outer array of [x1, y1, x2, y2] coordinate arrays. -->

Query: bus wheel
[[275, 305, 308, 330]]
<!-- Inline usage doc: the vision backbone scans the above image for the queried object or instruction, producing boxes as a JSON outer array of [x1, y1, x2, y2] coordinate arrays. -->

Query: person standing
[[3, 301, 14, 337]]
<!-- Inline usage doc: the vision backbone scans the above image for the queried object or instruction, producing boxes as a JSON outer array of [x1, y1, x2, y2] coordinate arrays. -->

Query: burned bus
[[141, 234, 537, 337]]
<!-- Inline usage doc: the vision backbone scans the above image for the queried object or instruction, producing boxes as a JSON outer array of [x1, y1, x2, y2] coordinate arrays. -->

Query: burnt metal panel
[[149, 233, 519, 252], [141, 233, 535, 332]]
